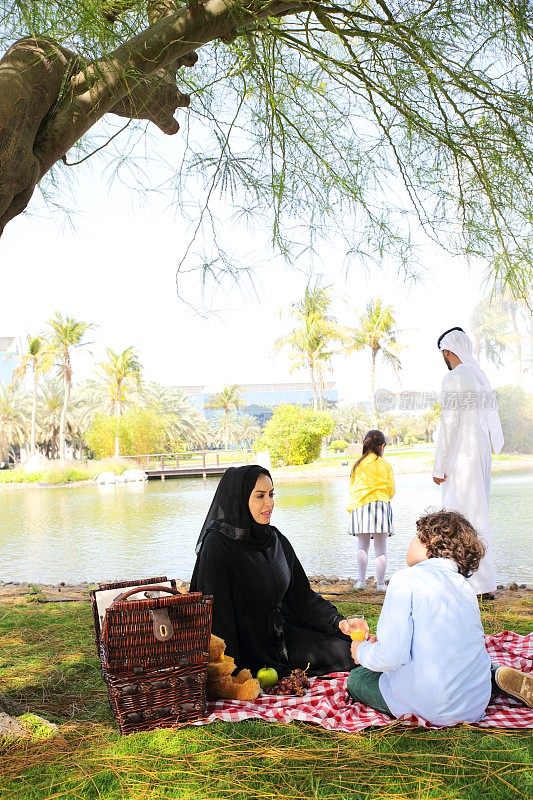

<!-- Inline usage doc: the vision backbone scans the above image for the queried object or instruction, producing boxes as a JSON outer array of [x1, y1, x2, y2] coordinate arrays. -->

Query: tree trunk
[[309, 362, 319, 411], [223, 411, 229, 453], [114, 399, 121, 458], [30, 372, 38, 458], [59, 376, 71, 462], [317, 366, 325, 411], [0, 434, 8, 465], [370, 349, 377, 427]]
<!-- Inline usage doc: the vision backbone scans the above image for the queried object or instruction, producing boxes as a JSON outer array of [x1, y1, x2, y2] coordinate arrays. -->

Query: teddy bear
[[206, 634, 261, 701]]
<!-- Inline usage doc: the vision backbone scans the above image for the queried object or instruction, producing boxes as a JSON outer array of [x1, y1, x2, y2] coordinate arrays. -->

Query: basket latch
[[149, 609, 174, 641]]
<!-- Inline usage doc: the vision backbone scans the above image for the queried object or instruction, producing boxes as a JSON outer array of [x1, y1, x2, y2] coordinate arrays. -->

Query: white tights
[[357, 533, 388, 585]]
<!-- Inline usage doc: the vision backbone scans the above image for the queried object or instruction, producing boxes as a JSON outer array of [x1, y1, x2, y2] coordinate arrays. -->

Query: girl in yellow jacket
[[347, 429, 395, 592]]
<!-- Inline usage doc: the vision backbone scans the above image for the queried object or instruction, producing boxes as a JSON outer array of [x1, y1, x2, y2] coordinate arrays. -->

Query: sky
[[0, 120, 529, 407]]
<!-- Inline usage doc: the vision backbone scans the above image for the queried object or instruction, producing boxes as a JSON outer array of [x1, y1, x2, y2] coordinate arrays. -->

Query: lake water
[[0, 472, 531, 585]]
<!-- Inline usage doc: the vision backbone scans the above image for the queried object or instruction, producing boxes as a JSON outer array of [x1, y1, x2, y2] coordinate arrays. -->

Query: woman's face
[[248, 473, 274, 525]]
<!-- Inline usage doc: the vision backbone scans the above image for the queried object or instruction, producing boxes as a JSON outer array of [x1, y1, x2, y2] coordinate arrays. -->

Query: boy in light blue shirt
[[345, 510, 533, 725]]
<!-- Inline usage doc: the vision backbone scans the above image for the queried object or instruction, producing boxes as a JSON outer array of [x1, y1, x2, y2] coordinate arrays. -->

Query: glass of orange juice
[[346, 615, 369, 641]]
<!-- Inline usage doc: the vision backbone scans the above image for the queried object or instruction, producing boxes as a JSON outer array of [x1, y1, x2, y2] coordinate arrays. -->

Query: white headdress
[[438, 328, 504, 454]]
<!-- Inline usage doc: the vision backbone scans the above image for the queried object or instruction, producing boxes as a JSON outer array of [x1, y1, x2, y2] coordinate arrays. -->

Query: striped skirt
[[349, 501, 394, 537]]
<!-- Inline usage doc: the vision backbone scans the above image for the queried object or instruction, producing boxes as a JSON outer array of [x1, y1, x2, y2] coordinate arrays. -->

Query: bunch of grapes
[[265, 665, 310, 696]]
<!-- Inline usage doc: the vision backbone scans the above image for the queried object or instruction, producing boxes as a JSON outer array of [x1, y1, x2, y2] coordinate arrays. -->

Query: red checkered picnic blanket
[[195, 631, 532, 731]]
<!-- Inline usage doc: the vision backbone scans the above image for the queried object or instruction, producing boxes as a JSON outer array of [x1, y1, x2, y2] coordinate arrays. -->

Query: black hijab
[[195, 465, 274, 554]]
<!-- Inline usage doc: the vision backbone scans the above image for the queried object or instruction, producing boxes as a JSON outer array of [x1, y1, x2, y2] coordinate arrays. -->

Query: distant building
[[176, 386, 206, 414], [0, 336, 20, 384]]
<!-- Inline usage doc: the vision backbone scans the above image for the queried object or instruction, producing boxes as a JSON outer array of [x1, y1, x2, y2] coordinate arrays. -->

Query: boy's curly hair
[[416, 510, 485, 578]]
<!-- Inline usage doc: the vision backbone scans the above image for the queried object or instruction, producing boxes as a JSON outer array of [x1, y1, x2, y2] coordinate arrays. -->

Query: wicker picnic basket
[[91, 577, 213, 734]]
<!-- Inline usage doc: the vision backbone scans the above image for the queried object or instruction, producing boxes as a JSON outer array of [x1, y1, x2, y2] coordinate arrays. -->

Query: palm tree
[[141, 382, 208, 449], [347, 300, 402, 425], [420, 402, 441, 443], [36, 377, 66, 459], [332, 404, 372, 443], [0, 384, 29, 465], [12, 335, 53, 458], [471, 299, 515, 366], [379, 413, 402, 446], [206, 384, 245, 415], [96, 347, 143, 457], [47, 313, 94, 461], [206, 385, 245, 450], [208, 410, 245, 452], [37, 377, 98, 459], [236, 414, 262, 449], [275, 282, 342, 410]]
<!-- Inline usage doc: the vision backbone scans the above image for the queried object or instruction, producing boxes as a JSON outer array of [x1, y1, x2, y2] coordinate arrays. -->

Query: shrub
[[255, 405, 334, 466], [85, 408, 168, 458], [124, 408, 168, 455], [329, 439, 349, 453], [85, 414, 120, 459]]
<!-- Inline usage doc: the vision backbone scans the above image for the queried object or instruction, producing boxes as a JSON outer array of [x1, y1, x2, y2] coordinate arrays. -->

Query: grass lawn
[[1, 599, 531, 800]]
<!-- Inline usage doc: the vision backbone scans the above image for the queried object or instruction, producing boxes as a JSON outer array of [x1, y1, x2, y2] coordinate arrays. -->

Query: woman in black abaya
[[190, 465, 354, 677]]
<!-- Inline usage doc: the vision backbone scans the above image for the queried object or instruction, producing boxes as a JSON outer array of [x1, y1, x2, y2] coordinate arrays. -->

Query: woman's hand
[[338, 619, 350, 636], [339, 617, 369, 639], [351, 639, 364, 664]]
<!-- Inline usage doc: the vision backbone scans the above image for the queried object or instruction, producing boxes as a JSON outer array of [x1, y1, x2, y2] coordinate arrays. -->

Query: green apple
[[256, 666, 278, 689]]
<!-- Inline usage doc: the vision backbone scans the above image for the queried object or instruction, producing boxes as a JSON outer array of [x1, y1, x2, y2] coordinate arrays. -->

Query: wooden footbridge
[[121, 451, 250, 480]]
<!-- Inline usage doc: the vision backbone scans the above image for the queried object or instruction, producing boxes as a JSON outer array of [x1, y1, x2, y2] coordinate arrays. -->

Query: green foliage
[[85, 408, 169, 458], [85, 413, 128, 459], [18, 713, 57, 739], [0, 459, 126, 483], [205, 384, 245, 413], [124, 407, 168, 455], [141, 383, 209, 449], [496, 385, 533, 454], [96, 346, 143, 411], [256, 404, 333, 466], [328, 439, 348, 453], [1, 2, 532, 292], [0, 468, 41, 483], [26, 585, 47, 603]]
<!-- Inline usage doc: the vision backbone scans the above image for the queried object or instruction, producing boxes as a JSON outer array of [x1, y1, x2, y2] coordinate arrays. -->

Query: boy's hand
[[433, 475, 446, 485]]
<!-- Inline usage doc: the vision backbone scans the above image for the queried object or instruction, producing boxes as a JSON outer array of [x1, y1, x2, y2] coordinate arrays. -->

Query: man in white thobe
[[433, 327, 504, 597]]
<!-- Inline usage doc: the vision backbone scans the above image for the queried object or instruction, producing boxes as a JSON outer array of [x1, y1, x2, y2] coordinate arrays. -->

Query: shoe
[[355, 580, 366, 590], [495, 667, 533, 708], [376, 584, 387, 592]]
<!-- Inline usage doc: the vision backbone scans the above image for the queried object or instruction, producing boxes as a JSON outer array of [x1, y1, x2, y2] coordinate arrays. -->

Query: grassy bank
[[275, 447, 533, 480], [1, 448, 532, 486], [0, 598, 531, 800], [0, 459, 128, 485]]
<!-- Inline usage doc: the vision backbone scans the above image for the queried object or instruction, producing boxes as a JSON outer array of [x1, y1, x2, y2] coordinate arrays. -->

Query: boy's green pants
[[346, 668, 392, 715]]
